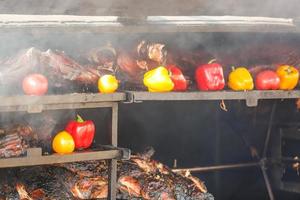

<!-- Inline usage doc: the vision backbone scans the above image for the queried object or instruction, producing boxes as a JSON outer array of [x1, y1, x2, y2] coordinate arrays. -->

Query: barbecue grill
[[0, 0, 300, 199]]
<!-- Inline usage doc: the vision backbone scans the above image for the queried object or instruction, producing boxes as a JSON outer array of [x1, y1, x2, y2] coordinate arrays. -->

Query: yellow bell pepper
[[98, 75, 119, 93], [143, 66, 174, 92], [228, 67, 254, 91], [276, 65, 299, 90]]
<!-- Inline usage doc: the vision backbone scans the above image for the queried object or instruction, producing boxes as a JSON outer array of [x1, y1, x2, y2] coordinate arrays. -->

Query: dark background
[[118, 99, 300, 200]]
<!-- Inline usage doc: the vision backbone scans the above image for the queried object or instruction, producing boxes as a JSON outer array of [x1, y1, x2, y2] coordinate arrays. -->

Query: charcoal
[[0, 149, 213, 200]]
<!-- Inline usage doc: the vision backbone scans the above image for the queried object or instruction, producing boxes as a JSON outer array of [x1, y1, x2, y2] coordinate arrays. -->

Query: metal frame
[[0, 94, 126, 200], [172, 101, 278, 200], [108, 102, 119, 200], [0, 91, 298, 199], [126, 91, 287, 199], [270, 127, 300, 193]]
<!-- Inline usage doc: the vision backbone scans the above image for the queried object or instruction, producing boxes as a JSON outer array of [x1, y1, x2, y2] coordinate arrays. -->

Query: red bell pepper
[[255, 70, 280, 90], [166, 65, 187, 91], [195, 60, 225, 91], [65, 115, 95, 150]]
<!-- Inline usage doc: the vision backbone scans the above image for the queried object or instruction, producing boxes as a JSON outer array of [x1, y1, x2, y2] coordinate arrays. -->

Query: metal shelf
[[0, 90, 300, 110], [0, 93, 126, 112], [129, 90, 300, 106], [0, 147, 129, 168], [0, 93, 124, 199]]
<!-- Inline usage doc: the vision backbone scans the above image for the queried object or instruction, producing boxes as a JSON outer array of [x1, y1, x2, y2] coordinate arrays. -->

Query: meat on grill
[[0, 124, 36, 158], [117, 40, 167, 82], [0, 48, 102, 87], [0, 149, 214, 200], [0, 47, 40, 86], [85, 43, 117, 75], [0, 40, 168, 89]]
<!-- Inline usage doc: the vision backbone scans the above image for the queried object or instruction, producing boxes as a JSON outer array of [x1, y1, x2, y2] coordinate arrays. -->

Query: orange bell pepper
[[276, 65, 299, 90], [52, 131, 75, 154]]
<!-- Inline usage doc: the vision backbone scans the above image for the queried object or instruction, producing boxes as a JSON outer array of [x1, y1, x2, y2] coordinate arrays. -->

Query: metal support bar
[[0, 148, 121, 168], [108, 159, 118, 200], [259, 101, 277, 200], [92, 145, 131, 160], [130, 91, 300, 103], [172, 162, 260, 173], [263, 102, 277, 158], [108, 102, 119, 200], [111, 103, 118, 147], [281, 157, 300, 162], [260, 159, 275, 200]]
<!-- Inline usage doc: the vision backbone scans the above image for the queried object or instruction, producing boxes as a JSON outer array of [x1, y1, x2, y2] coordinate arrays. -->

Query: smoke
[[0, 0, 299, 18]]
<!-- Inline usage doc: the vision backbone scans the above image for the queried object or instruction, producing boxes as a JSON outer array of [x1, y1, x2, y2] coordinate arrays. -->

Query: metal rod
[[131, 91, 300, 102], [108, 159, 117, 200], [0, 149, 121, 168], [261, 165, 275, 200], [172, 162, 260, 173], [263, 102, 277, 157], [108, 103, 119, 200], [281, 157, 300, 162], [214, 108, 221, 199], [111, 102, 118, 146]]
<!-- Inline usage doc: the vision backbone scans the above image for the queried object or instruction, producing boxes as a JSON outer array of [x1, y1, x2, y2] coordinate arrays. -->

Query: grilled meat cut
[[0, 47, 41, 86], [0, 48, 102, 88], [0, 133, 26, 158], [117, 40, 167, 83], [0, 149, 213, 200], [85, 44, 117, 74], [0, 40, 168, 90], [0, 124, 36, 158], [137, 40, 167, 64]]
